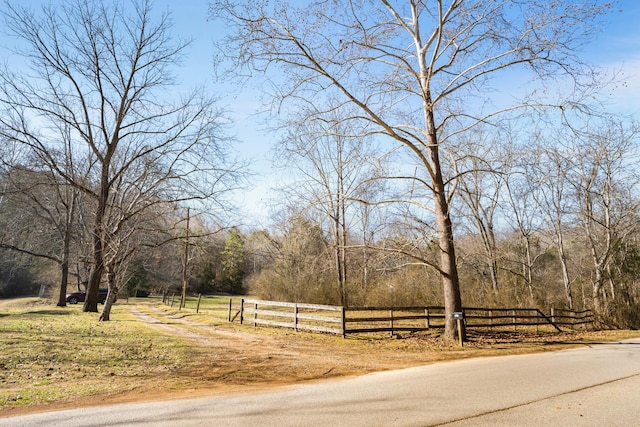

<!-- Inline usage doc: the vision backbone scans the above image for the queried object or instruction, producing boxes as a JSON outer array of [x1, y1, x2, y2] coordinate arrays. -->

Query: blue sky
[[155, 0, 278, 226], [166, 0, 640, 225], [588, 0, 640, 114], [2, 1, 640, 226]]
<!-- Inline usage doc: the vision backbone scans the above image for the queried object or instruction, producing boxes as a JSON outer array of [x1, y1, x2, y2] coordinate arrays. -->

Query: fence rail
[[239, 299, 345, 335], [233, 299, 592, 337], [551, 308, 595, 326]]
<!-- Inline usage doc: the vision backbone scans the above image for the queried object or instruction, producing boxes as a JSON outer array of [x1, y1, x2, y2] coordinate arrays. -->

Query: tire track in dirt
[[128, 305, 211, 341], [128, 304, 279, 348], [127, 304, 315, 384], [126, 303, 386, 388]]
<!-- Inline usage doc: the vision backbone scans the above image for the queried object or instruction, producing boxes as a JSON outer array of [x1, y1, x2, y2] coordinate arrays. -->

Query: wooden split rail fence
[[238, 299, 345, 335], [232, 299, 593, 337], [550, 308, 595, 327]]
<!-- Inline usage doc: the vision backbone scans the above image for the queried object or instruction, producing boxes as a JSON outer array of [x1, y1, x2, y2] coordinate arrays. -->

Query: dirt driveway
[[126, 304, 449, 390]]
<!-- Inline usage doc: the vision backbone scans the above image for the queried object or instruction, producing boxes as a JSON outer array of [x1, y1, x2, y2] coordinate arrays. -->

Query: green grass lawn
[[0, 298, 189, 409]]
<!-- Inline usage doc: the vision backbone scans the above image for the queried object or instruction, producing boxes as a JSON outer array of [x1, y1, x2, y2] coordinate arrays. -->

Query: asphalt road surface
[[3, 339, 640, 426]]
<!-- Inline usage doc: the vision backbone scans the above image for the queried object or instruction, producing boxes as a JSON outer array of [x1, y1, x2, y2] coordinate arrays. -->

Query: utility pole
[[180, 208, 190, 310]]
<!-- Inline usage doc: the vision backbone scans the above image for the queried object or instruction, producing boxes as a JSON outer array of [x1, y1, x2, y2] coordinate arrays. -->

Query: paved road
[[3, 339, 640, 426]]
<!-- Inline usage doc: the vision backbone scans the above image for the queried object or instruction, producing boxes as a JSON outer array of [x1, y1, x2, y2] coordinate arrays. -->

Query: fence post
[[253, 302, 258, 327], [425, 307, 430, 329], [341, 306, 346, 338], [294, 303, 299, 332], [489, 310, 493, 330], [240, 298, 245, 325], [513, 309, 517, 331], [551, 307, 555, 324], [196, 294, 202, 313], [389, 309, 394, 336], [228, 298, 232, 322]]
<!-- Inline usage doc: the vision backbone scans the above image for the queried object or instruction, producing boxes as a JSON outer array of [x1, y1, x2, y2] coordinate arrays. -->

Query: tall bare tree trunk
[[435, 185, 463, 341], [56, 191, 76, 307], [592, 267, 606, 314], [337, 162, 348, 307], [339, 212, 347, 306], [427, 113, 464, 341], [84, 171, 109, 313], [99, 266, 118, 321], [180, 208, 190, 310], [557, 237, 573, 309], [57, 246, 70, 307], [333, 210, 347, 307], [523, 236, 535, 301]]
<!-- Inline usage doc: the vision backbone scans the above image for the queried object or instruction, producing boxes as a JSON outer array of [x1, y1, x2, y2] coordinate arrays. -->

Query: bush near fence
[[232, 299, 594, 337]]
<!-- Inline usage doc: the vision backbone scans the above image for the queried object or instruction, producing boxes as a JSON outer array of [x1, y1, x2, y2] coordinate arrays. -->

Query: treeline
[[0, 174, 246, 299]]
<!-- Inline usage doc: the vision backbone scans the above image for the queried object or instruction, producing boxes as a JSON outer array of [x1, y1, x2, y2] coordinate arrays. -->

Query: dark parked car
[[65, 288, 112, 304]]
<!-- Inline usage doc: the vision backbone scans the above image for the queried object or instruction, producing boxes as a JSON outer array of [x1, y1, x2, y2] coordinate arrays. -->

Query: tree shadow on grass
[[20, 310, 73, 316]]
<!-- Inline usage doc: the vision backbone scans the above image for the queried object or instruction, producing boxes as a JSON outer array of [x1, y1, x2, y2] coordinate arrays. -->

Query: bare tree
[[454, 137, 504, 295], [502, 155, 547, 303], [277, 109, 382, 306], [566, 119, 640, 314], [533, 142, 576, 308], [1, 0, 239, 315], [0, 118, 91, 306], [0, 165, 81, 306], [212, 0, 610, 340]]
